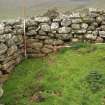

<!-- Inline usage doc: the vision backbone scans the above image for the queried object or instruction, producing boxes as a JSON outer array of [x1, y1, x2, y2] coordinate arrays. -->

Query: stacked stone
[[25, 8, 105, 57], [0, 19, 23, 83], [1, 8, 105, 82]]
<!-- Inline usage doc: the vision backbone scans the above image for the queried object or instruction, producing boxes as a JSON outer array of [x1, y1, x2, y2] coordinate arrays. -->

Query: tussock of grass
[[1, 43, 105, 105]]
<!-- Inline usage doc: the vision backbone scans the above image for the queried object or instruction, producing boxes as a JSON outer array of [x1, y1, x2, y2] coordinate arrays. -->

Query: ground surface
[[1, 43, 105, 105]]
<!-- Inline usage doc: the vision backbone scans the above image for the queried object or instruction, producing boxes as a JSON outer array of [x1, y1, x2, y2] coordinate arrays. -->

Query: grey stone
[[6, 39, 15, 47], [26, 19, 37, 27], [4, 26, 12, 34], [26, 30, 37, 36], [92, 31, 99, 36], [0, 23, 5, 34], [44, 39, 54, 44], [56, 34, 72, 40], [41, 23, 51, 32], [61, 18, 71, 26], [83, 17, 95, 23], [7, 45, 17, 56], [0, 43, 8, 55], [41, 47, 52, 54], [81, 23, 88, 29], [96, 16, 104, 23], [35, 17, 50, 23], [99, 31, 105, 38], [58, 27, 71, 34], [51, 22, 59, 30], [31, 42, 43, 48], [71, 19, 82, 24], [74, 29, 86, 34], [72, 38, 79, 43], [85, 34, 97, 40], [72, 24, 81, 30], [38, 30, 47, 35], [53, 40, 64, 45], [95, 37, 104, 43], [100, 25, 105, 31]]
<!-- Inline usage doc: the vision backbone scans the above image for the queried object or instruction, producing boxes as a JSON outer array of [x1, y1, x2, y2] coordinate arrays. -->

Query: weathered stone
[[35, 17, 50, 23], [41, 23, 51, 32], [41, 47, 52, 54], [81, 23, 88, 29], [92, 22, 98, 28], [26, 30, 37, 36], [0, 43, 8, 55], [6, 39, 15, 47], [99, 31, 105, 38], [71, 19, 82, 24], [35, 35, 49, 40], [72, 24, 81, 30], [100, 25, 105, 31], [2, 60, 16, 70], [83, 17, 95, 23], [87, 26, 95, 31], [44, 39, 54, 44], [56, 34, 72, 40], [61, 18, 71, 26], [58, 27, 71, 34], [74, 29, 86, 34], [53, 40, 64, 45], [95, 37, 104, 43], [96, 16, 104, 23], [0, 23, 5, 34], [31, 42, 43, 48], [85, 34, 97, 40], [7, 45, 17, 56], [92, 31, 99, 36], [38, 30, 47, 35], [26, 19, 37, 27], [4, 26, 12, 34], [51, 22, 59, 30], [69, 12, 80, 18], [72, 38, 79, 43]]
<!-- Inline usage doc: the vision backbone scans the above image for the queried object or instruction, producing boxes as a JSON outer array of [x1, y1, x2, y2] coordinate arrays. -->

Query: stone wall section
[[1, 8, 105, 83]]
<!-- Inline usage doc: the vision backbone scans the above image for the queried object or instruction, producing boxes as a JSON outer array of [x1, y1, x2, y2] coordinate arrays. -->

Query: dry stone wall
[[1, 8, 105, 83]]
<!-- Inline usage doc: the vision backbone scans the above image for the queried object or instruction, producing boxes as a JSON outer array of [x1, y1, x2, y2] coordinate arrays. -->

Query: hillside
[[0, 0, 105, 18]]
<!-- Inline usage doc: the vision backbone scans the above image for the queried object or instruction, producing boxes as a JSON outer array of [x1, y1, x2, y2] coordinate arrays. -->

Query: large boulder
[[0, 43, 8, 55]]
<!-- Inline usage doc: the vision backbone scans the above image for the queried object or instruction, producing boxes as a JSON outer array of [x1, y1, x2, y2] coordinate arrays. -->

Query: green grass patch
[[1, 43, 105, 105]]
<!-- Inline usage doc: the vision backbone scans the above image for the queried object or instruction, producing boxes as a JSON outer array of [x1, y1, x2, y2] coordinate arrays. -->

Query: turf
[[1, 43, 105, 105]]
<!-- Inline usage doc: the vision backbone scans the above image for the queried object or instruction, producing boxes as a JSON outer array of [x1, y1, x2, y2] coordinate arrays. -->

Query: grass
[[1, 43, 105, 105]]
